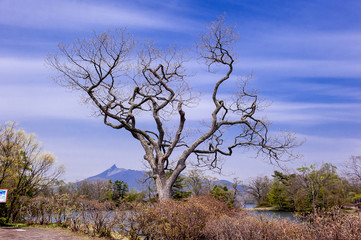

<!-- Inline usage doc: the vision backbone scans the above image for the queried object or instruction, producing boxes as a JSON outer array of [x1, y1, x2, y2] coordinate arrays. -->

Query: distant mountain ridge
[[87, 164, 146, 190], [86, 164, 241, 192]]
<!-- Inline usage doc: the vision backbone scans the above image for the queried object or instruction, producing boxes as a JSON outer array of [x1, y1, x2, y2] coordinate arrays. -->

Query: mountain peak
[[110, 164, 118, 170], [86, 166, 147, 190], [107, 165, 126, 176], [87, 164, 126, 180]]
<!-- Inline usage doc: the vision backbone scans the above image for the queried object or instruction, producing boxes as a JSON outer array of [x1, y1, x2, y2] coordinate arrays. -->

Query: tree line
[[58, 160, 361, 212], [1, 121, 360, 224], [247, 160, 361, 212]]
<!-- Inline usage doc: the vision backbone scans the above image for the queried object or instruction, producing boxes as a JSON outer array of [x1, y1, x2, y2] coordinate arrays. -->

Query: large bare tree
[[47, 17, 297, 199]]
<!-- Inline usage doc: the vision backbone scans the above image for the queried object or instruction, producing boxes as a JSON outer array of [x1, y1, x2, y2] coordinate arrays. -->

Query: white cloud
[[265, 101, 361, 124], [0, 84, 93, 121], [0, 0, 198, 31], [236, 58, 361, 78], [0, 57, 45, 72], [1, 57, 358, 127], [264, 31, 361, 58], [292, 134, 361, 166]]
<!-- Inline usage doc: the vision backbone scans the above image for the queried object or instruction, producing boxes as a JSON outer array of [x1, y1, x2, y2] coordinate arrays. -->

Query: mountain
[[87, 164, 147, 190], [86, 165, 246, 192]]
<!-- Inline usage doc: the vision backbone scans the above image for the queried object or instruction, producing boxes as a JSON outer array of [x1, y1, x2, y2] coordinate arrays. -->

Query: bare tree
[[185, 169, 207, 196], [344, 155, 361, 188], [246, 176, 272, 205], [47, 17, 297, 200]]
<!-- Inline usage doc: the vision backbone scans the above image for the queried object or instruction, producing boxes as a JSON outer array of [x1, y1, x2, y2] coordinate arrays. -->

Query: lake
[[243, 203, 299, 222]]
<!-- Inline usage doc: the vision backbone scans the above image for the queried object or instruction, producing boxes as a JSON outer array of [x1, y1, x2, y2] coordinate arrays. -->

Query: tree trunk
[[155, 175, 173, 200]]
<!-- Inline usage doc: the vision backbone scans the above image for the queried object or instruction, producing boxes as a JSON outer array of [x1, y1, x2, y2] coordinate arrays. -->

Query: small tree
[[167, 171, 191, 200], [139, 171, 157, 202], [211, 185, 234, 207], [247, 176, 272, 206], [185, 169, 208, 196], [110, 180, 129, 201], [0, 122, 63, 222], [268, 171, 294, 210], [47, 17, 297, 199], [344, 156, 361, 190]]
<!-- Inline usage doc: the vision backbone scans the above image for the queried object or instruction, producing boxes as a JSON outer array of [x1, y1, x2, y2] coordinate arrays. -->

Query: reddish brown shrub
[[203, 211, 308, 240], [74, 199, 116, 237], [305, 208, 361, 240], [115, 196, 233, 240], [19, 195, 361, 240]]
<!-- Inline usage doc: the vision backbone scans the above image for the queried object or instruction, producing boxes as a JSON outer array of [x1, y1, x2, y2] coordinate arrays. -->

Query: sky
[[0, 0, 360, 183]]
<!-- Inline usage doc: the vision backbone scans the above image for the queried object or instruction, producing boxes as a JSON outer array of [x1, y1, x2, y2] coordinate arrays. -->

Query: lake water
[[243, 204, 299, 222]]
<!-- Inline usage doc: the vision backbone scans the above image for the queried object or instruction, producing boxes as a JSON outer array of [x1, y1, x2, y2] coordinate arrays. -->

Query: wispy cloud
[[0, 57, 45, 80], [212, 133, 361, 181], [265, 101, 361, 124], [292, 134, 361, 165], [282, 82, 361, 101], [237, 58, 361, 78], [0, 84, 93, 121], [242, 30, 361, 59], [0, 0, 199, 32]]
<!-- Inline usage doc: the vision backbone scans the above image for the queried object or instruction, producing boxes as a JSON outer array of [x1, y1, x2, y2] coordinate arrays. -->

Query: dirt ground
[[0, 227, 109, 240]]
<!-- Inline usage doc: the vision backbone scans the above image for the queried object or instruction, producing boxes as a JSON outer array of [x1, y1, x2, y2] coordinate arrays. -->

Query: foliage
[[138, 171, 158, 202], [268, 171, 295, 210], [109, 180, 129, 201], [352, 193, 361, 202], [296, 163, 347, 211], [0, 122, 63, 222], [265, 163, 349, 212], [166, 170, 191, 200], [210, 185, 235, 208], [124, 189, 146, 202], [304, 207, 361, 239]]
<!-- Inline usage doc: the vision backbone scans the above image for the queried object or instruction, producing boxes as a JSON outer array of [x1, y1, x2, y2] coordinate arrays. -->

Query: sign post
[[0, 189, 8, 203]]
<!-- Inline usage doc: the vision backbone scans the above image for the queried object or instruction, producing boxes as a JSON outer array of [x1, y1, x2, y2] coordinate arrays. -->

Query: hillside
[[86, 164, 146, 190], [86, 164, 244, 192]]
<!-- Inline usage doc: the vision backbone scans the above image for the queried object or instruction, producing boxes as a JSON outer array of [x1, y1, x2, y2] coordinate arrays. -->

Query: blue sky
[[0, 0, 360, 182]]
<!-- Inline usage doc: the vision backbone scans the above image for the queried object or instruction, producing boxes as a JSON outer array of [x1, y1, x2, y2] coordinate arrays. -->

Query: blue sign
[[0, 189, 8, 203]]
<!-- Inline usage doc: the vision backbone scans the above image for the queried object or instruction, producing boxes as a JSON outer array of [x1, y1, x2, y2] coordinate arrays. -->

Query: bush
[[305, 208, 361, 240], [17, 195, 361, 240], [72, 199, 117, 238], [115, 196, 233, 240], [0, 217, 7, 226], [203, 212, 307, 240]]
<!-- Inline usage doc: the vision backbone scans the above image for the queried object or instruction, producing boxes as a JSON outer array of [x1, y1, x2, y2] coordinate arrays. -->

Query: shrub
[[305, 208, 361, 240], [203, 211, 308, 240], [73, 199, 116, 238], [17, 195, 361, 240], [115, 196, 233, 240], [0, 217, 7, 226]]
